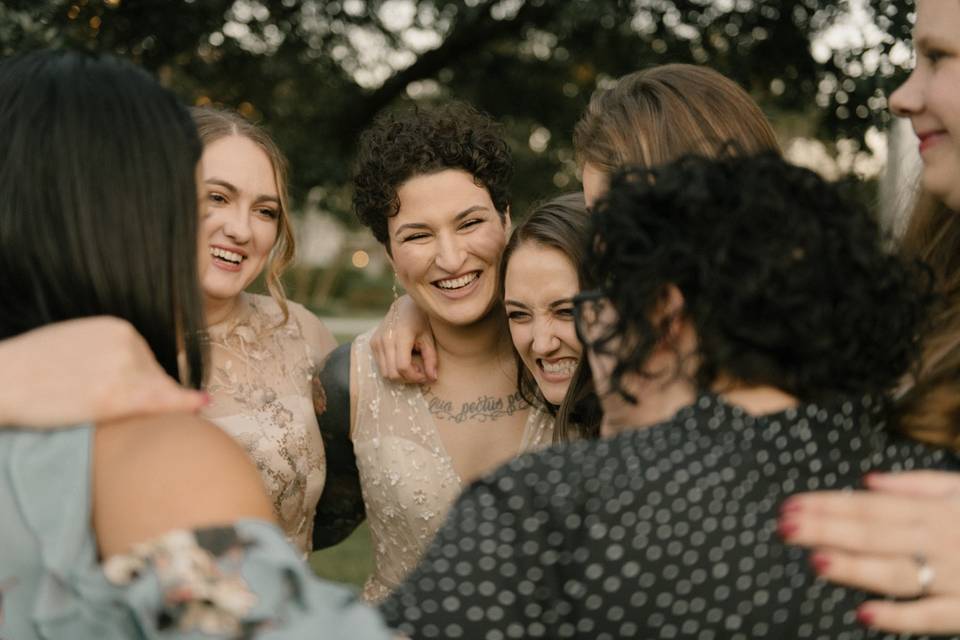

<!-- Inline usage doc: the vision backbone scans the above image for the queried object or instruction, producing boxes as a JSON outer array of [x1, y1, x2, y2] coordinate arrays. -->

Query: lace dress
[[350, 330, 556, 601], [203, 293, 334, 555]]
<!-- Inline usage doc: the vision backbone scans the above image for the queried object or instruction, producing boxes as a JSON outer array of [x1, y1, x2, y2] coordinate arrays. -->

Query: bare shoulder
[[93, 413, 274, 557], [288, 299, 337, 358]]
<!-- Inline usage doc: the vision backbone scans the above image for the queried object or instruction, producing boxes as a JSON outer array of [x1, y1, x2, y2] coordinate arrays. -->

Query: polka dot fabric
[[380, 393, 960, 639]]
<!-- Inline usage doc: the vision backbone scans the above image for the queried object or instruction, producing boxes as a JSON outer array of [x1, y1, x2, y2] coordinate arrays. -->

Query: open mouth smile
[[433, 271, 480, 291], [210, 246, 247, 269], [537, 357, 578, 379]]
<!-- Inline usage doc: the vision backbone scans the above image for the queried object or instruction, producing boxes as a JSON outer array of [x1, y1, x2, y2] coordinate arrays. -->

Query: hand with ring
[[778, 470, 960, 635]]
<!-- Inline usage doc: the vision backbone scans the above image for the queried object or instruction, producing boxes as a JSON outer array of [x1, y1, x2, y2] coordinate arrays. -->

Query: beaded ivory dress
[[351, 330, 556, 602], [203, 293, 332, 555]]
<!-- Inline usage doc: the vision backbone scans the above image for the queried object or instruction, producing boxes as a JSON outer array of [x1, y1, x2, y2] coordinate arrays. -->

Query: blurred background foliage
[[0, 0, 916, 314]]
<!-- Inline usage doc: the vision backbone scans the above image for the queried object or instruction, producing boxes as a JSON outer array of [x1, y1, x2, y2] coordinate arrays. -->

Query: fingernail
[[810, 552, 831, 575], [780, 498, 803, 514], [777, 518, 799, 540], [856, 605, 875, 626]]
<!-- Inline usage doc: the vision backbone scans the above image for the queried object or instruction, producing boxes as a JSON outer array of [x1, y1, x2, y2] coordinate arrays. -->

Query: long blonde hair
[[191, 106, 295, 322], [897, 189, 960, 449]]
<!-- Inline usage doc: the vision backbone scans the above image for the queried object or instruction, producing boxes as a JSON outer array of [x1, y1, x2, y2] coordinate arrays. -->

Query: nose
[[889, 68, 923, 119], [531, 316, 560, 355], [223, 208, 252, 244], [434, 232, 467, 273]]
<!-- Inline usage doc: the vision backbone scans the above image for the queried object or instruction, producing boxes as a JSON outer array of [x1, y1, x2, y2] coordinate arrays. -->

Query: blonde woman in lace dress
[[313, 103, 555, 601], [194, 107, 335, 554]]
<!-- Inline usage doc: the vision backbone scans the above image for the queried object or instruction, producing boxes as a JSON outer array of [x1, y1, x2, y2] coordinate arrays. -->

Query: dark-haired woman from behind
[[0, 51, 390, 639], [379, 152, 959, 639]]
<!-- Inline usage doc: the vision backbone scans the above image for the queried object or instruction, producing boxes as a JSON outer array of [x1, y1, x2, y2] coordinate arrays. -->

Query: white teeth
[[211, 247, 244, 264], [541, 359, 577, 375], [436, 272, 479, 290]]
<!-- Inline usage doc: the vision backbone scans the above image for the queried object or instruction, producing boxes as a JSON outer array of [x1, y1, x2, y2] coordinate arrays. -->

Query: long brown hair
[[191, 106, 295, 322], [896, 189, 960, 449], [574, 64, 781, 173]]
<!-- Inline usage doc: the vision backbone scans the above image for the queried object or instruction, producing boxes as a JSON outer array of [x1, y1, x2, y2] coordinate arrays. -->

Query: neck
[[600, 373, 696, 438], [205, 292, 244, 327], [429, 303, 513, 371], [712, 377, 798, 416]]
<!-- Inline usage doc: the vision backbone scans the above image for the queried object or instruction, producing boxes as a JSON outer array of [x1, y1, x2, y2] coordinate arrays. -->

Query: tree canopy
[[0, 0, 915, 222]]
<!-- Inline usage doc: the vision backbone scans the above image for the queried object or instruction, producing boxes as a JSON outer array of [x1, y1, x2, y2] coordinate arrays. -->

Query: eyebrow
[[205, 178, 280, 204], [502, 297, 574, 309], [393, 205, 490, 238]]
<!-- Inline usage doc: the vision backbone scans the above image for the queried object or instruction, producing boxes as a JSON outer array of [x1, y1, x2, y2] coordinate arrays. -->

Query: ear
[[503, 207, 512, 236]]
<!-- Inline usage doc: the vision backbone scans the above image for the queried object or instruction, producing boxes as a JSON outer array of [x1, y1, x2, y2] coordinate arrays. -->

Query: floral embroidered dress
[[203, 293, 332, 555], [0, 426, 392, 640], [350, 330, 555, 602]]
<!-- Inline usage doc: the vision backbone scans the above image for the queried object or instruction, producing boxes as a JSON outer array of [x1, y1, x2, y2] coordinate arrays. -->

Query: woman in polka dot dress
[[379, 153, 960, 640]]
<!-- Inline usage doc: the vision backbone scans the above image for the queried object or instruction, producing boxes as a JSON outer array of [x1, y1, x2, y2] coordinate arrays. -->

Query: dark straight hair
[[0, 51, 205, 387]]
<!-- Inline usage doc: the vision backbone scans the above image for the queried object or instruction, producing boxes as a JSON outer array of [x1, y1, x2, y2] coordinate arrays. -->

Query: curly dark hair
[[352, 101, 512, 250], [583, 152, 931, 403]]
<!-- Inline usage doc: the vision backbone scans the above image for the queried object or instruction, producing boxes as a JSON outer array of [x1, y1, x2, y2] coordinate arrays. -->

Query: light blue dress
[[0, 426, 393, 639]]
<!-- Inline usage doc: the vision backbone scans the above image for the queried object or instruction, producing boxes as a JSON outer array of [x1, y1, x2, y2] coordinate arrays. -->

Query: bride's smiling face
[[386, 169, 510, 328]]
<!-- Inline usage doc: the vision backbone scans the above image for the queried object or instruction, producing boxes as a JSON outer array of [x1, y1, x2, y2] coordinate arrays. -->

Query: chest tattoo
[[422, 387, 529, 424]]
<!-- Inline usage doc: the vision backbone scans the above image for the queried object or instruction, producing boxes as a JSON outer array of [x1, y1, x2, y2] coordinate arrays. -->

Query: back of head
[[585, 153, 928, 402], [352, 101, 512, 250], [191, 106, 295, 318], [0, 50, 204, 386], [574, 64, 781, 173]]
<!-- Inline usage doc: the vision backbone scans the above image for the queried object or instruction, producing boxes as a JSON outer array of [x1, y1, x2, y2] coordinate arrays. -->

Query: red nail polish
[[810, 552, 830, 575], [780, 498, 803, 514], [856, 606, 875, 626], [777, 518, 799, 540]]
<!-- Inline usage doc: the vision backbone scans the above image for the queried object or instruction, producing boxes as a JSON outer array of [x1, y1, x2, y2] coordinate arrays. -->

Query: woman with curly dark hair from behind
[[312, 102, 555, 601], [378, 152, 960, 639]]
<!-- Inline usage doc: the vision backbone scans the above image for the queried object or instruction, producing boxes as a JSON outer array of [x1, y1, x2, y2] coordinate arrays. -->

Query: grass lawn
[[309, 522, 374, 587]]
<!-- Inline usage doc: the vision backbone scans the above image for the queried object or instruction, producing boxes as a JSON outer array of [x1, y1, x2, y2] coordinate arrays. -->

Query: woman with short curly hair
[[313, 101, 555, 601]]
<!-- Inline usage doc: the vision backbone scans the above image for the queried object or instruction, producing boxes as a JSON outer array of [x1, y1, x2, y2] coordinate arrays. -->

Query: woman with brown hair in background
[[782, 1, 960, 634]]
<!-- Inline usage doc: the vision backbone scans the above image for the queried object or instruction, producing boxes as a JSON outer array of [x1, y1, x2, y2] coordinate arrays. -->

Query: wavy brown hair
[[574, 64, 781, 173], [896, 189, 960, 449], [191, 107, 295, 323]]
